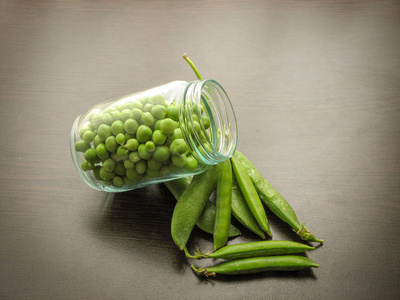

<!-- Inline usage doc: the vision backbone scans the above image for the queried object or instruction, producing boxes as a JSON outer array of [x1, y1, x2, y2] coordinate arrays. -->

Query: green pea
[[154, 119, 162, 131], [99, 167, 114, 181], [81, 160, 94, 171], [116, 146, 129, 160], [160, 165, 170, 176], [110, 110, 122, 121], [167, 105, 179, 121], [202, 116, 211, 129], [123, 176, 136, 186], [103, 158, 116, 172], [145, 170, 160, 179], [111, 120, 124, 136], [147, 159, 162, 171], [129, 151, 141, 163], [125, 133, 134, 140], [93, 135, 102, 148], [193, 121, 201, 133], [185, 155, 198, 171], [149, 94, 166, 105], [138, 144, 152, 160], [199, 131, 207, 143], [171, 154, 187, 168], [102, 179, 112, 186], [153, 146, 170, 162], [152, 130, 167, 145], [110, 152, 122, 162], [170, 138, 188, 155], [114, 162, 126, 176], [131, 108, 143, 121], [84, 148, 99, 163], [145, 141, 156, 152], [172, 128, 183, 140], [135, 160, 147, 174], [82, 131, 95, 143], [141, 112, 155, 127], [160, 118, 177, 135], [113, 103, 123, 111], [116, 133, 126, 145], [91, 112, 104, 128], [125, 138, 139, 151], [151, 105, 167, 119], [102, 113, 113, 125], [121, 109, 133, 121], [124, 160, 135, 169], [139, 96, 149, 105], [112, 176, 124, 187], [103, 106, 116, 114], [93, 166, 101, 180], [136, 125, 153, 143], [79, 124, 93, 138], [130, 100, 143, 110], [96, 143, 109, 160], [124, 118, 139, 134], [98, 124, 111, 141], [75, 140, 91, 152], [143, 103, 153, 113], [105, 136, 118, 153], [126, 168, 142, 181]]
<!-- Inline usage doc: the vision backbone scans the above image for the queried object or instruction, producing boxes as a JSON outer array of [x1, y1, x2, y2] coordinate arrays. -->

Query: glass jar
[[70, 80, 237, 192]]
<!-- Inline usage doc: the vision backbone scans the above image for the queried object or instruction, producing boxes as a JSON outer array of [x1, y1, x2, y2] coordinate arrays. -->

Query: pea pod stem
[[183, 53, 203, 80], [192, 256, 319, 276], [233, 151, 323, 243], [231, 156, 272, 237]]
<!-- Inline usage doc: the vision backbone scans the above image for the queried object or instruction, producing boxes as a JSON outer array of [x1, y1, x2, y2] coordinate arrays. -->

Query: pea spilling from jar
[[70, 80, 237, 192]]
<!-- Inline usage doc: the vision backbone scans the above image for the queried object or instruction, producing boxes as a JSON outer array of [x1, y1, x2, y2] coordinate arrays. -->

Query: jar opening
[[180, 79, 237, 165]]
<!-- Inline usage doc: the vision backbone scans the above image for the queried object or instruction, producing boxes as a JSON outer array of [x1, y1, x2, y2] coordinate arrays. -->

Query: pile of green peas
[[74, 93, 212, 188]]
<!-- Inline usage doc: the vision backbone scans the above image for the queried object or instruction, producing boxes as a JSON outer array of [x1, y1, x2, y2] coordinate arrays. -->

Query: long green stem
[[183, 53, 202, 80]]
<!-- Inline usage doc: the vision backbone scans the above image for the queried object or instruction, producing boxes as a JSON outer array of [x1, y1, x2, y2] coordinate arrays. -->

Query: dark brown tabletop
[[1, 0, 399, 299]]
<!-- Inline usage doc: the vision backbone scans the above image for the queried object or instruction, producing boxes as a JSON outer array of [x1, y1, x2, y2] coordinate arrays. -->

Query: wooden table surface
[[1, 0, 399, 299]]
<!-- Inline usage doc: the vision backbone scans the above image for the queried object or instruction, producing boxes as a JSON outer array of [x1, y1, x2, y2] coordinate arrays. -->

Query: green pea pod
[[213, 159, 233, 251], [164, 177, 241, 238], [231, 156, 272, 237], [233, 151, 323, 243], [171, 165, 219, 250], [191, 255, 319, 276], [231, 174, 265, 239], [188, 240, 314, 260]]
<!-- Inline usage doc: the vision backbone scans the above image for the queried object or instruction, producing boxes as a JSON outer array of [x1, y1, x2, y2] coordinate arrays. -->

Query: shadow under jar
[[70, 80, 238, 192]]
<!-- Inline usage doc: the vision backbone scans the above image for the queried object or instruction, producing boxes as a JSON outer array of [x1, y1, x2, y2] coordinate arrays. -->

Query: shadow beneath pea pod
[[88, 183, 189, 273]]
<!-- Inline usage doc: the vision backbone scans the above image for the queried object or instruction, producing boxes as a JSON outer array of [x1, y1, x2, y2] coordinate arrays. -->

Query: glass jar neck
[[179, 79, 237, 165]]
